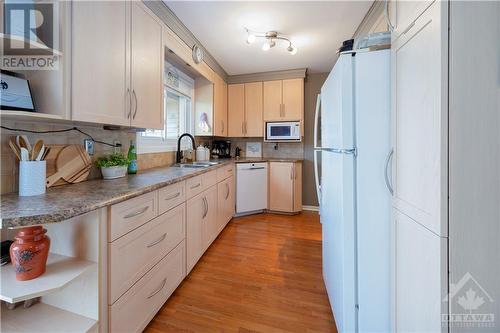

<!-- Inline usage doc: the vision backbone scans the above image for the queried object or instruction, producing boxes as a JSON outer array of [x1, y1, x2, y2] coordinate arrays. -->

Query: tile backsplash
[[209, 137, 304, 159]]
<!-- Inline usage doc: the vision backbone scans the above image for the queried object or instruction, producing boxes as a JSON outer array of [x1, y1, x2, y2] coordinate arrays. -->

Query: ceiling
[[164, 1, 373, 75]]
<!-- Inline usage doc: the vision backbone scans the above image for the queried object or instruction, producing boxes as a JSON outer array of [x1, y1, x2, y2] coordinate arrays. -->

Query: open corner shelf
[[1, 302, 97, 333], [0, 110, 66, 121], [1, 253, 96, 304]]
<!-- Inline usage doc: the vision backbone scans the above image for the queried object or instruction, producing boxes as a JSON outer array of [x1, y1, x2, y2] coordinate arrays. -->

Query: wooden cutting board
[[45, 145, 92, 187]]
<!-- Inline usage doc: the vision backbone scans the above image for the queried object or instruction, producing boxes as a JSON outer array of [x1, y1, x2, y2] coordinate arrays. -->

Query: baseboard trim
[[302, 205, 319, 212]]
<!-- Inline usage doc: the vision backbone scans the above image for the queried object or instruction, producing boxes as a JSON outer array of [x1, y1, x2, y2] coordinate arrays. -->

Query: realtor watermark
[[442, 272, 495, 329], [1, 3, 60, 70]]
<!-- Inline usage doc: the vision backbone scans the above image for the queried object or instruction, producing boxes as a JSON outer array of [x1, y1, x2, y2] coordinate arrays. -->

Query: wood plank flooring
[[145, 212, 337, 333]]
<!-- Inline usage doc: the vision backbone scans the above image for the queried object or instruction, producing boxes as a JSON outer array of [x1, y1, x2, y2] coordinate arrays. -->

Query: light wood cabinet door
[[186, 193, 204, 273], [72, 2, 130, 126], [268, 162, 294, 212], [213, 75, 227, 137], [130, 3, 164, 129], [263, 80, 282, 120], [217, 176, 234, 233], [244, 82, 263, 137], [282, 79, 304, 121], [391, 2, 447, 237], [202, 185, 218, 250], [293, 162, 302, 211], [228, 84, 245, 137]]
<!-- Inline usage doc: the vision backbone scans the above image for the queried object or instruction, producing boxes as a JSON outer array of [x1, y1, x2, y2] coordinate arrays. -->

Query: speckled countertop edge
[[0, 157, 302, 228]]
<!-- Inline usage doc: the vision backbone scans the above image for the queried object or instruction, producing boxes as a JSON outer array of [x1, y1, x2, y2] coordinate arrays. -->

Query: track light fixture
[[245, 28, 297, 55]]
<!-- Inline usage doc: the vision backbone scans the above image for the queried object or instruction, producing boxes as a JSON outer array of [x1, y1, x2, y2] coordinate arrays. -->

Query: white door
[[391, 1, 448, 237], [394, 209, 447, 333], [321, 150, 356, 333]]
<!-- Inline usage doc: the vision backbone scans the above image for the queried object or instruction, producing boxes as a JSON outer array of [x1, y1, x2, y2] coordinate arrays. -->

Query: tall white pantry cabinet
[[390, 1, 500, 332]]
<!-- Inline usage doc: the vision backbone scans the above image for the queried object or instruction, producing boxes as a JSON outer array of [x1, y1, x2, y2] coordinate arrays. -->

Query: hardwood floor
[[145, 212, 337, 333]]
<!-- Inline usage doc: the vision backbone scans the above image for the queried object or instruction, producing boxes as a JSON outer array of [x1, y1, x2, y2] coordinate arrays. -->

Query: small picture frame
[[246, 142, 262, 158]]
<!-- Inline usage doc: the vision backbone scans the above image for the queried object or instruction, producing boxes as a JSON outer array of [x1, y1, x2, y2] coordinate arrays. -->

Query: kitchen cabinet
[[390, 0, 434, 40], [227, 84, 245, 137], [72, 2, 164, 129], [217, 175, 235, 232], [202, 185, 218, 249], [244, 82, 264, 137], [228, 82, 263, 137], [214, 74, 228, 137], [263, 79, 304, 121], [391, 1, 447, 237], [268, 162, 302, 213], [394, 210, 446, 333]]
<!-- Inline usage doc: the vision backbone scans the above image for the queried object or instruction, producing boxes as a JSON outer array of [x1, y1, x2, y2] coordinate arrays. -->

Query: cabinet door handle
[[290, 166, 293, 180], [127, 88, 132, 119], [221, 120, 225, 133], [384, 0, 395, 32], [132, 89, 138, 119], [123, 206, 149, 219], [202, 197, 208, 218], [241, 122, 245, 135], [190, 183, 201, 189], [147, 233, 167, 248], [402, 21, 415, 35], [146, 278, 167, 299], [282, 104, 285, 117], [225, 183, 230, 200], [164, 192, 181, 201], [384, 148, 394, 195]]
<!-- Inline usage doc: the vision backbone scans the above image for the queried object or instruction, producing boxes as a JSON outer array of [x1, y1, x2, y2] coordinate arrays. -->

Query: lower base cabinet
[[109, 241, 185, 333], [268, 162, 302, 213], [217, 176, 235, 233]]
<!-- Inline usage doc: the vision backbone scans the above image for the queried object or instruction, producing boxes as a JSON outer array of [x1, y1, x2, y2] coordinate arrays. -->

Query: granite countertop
[[0, 157, 303, 229]]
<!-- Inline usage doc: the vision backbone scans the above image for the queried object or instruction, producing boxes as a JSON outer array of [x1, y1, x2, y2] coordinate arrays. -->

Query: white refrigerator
[[314, 48, 391, 333]]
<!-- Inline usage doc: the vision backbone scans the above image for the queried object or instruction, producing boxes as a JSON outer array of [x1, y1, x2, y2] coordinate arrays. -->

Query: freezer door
[[321, 150, 356, 333], [320, 54, 354, 150]]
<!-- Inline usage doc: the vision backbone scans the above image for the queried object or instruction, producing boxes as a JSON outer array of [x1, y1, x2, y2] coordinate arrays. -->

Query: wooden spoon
[[9, 139, 21, 160], [31, 140, 44, 161]]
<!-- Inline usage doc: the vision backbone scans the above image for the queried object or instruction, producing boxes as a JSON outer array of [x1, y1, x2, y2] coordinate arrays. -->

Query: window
[[137, 62, 194, 153]]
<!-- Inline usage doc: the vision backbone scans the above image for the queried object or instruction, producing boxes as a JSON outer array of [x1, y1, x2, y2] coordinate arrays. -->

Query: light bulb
[[287, 45, 298, 55], [262, 42, 271, 51], [246, 34, 256, 44]]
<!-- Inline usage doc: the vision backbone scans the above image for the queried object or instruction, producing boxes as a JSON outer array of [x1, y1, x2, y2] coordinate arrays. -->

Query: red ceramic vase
[[9, 226, 50, 281]]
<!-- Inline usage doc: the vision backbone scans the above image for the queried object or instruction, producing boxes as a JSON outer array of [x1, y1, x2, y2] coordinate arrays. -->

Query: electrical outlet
[[113, 140, 122, 154], [84, 139, 94, 155]]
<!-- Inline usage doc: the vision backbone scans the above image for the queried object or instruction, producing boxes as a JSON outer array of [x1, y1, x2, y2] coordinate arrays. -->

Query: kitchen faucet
[[176, 133, 196, 163]]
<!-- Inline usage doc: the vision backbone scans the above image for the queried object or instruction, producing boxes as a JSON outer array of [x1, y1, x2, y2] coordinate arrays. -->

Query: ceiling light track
[[245, 28, 297, 55]]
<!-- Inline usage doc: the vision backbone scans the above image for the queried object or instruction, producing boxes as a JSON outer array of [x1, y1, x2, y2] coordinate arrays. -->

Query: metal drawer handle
[[146, 278, 167, 299], [190, 183, 201, 189], [123, 206, 149, 219], [225, 183, 230, 200], [202, 197, 208, 219], [147, 233, 167, 248], [164, 192, 181, 201]]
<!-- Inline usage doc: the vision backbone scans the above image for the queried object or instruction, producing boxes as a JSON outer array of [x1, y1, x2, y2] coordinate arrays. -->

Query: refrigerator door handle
[[313, 94, 321, 149], [384, 148, 394, 195], [314, 149, 322, 206], [325, 147, 357, 156]]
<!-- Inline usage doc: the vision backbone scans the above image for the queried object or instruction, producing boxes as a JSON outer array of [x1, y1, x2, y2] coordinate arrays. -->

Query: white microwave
[[265, 121, 301, 142]]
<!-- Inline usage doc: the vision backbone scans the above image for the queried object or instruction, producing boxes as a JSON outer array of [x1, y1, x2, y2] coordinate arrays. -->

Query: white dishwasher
[[236, 162, 268, 215]]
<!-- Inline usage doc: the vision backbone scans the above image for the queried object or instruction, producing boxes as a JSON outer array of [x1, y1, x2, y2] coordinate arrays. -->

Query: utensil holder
[[19, 161, 46, 196]]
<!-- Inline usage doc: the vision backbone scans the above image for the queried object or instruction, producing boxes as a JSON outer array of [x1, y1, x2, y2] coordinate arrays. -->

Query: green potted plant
[[95, 152, 130, 180]]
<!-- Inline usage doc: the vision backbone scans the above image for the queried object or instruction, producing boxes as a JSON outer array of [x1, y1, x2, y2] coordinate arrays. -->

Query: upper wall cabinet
[[227, 82, 263, 137], [390, 0, 435, 40], [213, 74, 228, 137], [72, 2, 164, 129], [263, 79, 304, 121]]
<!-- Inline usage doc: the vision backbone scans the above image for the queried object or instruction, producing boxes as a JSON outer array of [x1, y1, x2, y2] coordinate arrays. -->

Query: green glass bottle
[[127, 140, 137, 174]]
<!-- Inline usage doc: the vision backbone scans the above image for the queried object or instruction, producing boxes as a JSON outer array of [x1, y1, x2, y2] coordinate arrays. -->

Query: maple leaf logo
[[457, 288, 485, 312]]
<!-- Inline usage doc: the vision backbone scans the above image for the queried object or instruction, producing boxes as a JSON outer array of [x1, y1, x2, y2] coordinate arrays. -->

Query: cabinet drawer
[[217, 164, 234, 182], [109, 191, 158, 241], [158, 181, 185, 215], [109, 241, 185, 333], [186, 175, 203, 199], [202, 170, 217, 189], [109, 203, 185, 303]]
